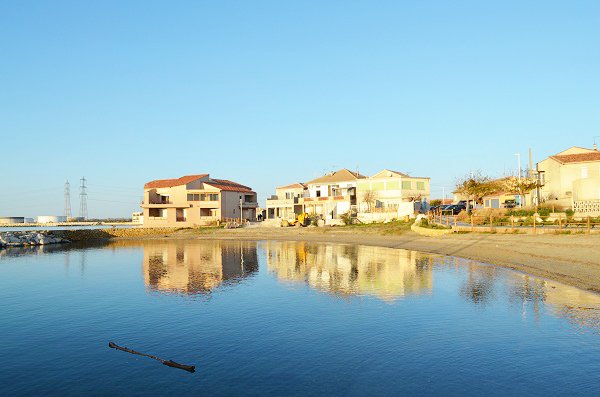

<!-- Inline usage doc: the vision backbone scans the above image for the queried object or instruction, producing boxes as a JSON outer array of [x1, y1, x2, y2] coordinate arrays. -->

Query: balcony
[[266, 196, 298, 207], [304, 195, 349, 202]]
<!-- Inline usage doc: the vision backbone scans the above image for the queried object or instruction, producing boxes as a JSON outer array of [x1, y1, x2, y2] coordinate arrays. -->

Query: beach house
[[356, 169, 430, 214], [265, 183, 307, 221], [141, 174, 258, 227], [303, 169, 367, 221], [537, 145, 600, 215]]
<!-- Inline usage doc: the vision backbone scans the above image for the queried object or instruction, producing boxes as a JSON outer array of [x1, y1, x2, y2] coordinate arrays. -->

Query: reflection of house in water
[[498, 270, 600, 330], [265, 242, 432, 301], [143, 241, 258, 295]]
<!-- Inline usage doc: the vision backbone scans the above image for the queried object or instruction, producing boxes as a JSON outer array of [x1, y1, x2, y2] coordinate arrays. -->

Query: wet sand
[[166, 227, 600, 293]]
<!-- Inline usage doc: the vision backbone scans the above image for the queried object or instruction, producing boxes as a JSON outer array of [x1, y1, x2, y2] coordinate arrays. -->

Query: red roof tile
[[144, 174, 208, 189], [276, 182, 307, 190], [204, 179, 254, 193], [551, 152, 600, 164]]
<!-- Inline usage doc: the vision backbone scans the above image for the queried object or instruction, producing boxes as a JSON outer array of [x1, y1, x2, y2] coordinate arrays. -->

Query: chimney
[[594, 143, 598, 151]]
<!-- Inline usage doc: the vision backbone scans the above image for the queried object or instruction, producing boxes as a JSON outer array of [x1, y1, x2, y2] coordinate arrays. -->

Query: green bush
[[565, 209, 574, 218]]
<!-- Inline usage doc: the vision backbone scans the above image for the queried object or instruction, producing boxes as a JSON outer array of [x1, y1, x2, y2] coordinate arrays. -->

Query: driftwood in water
[[108, 341, 195, 373]]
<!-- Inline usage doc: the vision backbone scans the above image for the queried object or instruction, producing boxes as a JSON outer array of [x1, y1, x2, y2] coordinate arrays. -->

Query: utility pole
[[514, 153, 522, 180], [514, 153, 522, 207], [64, 181, 71, 219], [79, 177, 88, 220]]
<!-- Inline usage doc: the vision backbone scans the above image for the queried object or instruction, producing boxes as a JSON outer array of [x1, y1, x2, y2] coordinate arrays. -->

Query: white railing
[[573, 200, 600, 215]]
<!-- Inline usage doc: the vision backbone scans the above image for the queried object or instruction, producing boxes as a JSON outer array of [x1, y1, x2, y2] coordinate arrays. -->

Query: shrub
[[340, 212, 354, 225], [309, 213, 320, 226], [565, 209, 574, 218]]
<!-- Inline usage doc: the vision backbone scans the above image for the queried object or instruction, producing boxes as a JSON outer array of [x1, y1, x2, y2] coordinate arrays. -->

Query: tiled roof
[[204, 179, 254, 193], [277, 182, 307, 190], [306, 169, 367, 185], [144, 174, 208, 189], [551, 152, 600, 164]]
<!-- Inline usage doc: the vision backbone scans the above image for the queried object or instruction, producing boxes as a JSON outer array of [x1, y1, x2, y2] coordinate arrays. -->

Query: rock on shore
[[0, 231, 70, 248]]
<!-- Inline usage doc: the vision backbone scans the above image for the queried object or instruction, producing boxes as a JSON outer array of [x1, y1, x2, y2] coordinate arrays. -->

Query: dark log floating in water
[[108, 341, 195, 373]]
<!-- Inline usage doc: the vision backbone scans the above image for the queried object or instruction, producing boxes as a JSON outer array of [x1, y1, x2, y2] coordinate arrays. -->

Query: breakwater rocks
[[0, 227, 183, 249], [0, 231, 70, 248]]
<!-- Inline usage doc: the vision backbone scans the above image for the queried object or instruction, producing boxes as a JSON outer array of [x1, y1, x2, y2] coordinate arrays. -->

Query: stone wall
[[57, 227, 181, 241]]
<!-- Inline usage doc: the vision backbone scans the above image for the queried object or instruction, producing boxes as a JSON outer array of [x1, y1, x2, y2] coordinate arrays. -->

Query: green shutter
[[386, 181, 400, 190], [402, 181, 412, 189], [371, 182, 384, 191]]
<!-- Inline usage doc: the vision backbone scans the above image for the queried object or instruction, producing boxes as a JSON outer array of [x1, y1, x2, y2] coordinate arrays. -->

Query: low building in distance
[[537, 145, 600, 215], [132, 211, 144, 224], [0, 216, 25, 224], [141, 174, 258, 227], [266, 168, 430, 224], [36, 215, 67, 223]]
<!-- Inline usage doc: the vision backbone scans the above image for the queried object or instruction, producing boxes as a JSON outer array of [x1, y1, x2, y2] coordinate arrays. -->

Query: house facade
[[356, 169, 430, 213], [537, 146, 600, 214], [303, 169, 366, 220], [141, 174, 258, 227], [265, 183, 307, 220], [265, 168, 431, 223]]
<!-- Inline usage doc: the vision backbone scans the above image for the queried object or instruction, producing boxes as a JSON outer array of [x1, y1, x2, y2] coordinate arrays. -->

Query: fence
[[427, 210, 600, 234]]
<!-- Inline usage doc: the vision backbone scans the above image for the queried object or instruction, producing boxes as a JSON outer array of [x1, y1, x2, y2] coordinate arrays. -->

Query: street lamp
[[514, 153, 522, 207]]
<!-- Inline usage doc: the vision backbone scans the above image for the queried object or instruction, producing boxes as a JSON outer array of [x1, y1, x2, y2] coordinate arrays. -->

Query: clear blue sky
[[2, 1, 599, 218]]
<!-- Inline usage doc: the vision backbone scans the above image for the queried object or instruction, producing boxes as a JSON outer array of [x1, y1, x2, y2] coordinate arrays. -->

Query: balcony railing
[[147, 199, 172, 204]]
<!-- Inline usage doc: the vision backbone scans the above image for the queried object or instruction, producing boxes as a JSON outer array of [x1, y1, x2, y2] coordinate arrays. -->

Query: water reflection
[[445, 256, 600, 331], [142, 241, 258, 295], [264, 241, 432, 301]]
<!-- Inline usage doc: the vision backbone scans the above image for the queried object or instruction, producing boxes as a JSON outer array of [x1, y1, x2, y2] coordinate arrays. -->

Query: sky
[[1, 1, 599, 218]]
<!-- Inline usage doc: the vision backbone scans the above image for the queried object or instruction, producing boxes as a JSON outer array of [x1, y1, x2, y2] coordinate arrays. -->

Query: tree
[[454, 171, 499, 209], [361, 190, 378, 213], [500, 176, 538, 207]]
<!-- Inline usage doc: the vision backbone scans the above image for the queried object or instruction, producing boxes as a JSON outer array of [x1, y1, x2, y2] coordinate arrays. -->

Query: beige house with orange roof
[[537, 145, 600, 214], [303, 169, 366, 221], [141, 174, 257, 227]]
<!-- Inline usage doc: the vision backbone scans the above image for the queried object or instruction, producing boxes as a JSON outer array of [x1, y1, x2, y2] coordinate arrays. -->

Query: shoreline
[[140, 227, 600, 294], [6, 225, 600, 294]]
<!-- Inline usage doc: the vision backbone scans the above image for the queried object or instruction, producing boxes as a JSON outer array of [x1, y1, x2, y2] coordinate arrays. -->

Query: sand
[[161, 227, 600, 293]]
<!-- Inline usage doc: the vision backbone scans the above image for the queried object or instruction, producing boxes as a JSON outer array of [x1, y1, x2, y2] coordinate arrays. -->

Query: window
[[386, 181, 399, 190], [417, 182, 425, 190], [316, 190, 321, 197], [285, 192, 293, 199], [581, 167, 588, 178], [210, 194, 219, 201], [402, 181, 412, 190], [371, 182, 384, 191], [149, 208, 166, 218], [187, 194, 200, 201]]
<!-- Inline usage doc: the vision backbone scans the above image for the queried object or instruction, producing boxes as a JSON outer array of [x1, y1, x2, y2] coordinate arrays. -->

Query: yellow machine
[[281, 212, 309, 227]]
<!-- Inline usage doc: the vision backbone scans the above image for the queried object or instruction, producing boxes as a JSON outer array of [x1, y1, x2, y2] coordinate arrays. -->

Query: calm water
[[1, 240, 599, 396], [0, 224, 140, 232]]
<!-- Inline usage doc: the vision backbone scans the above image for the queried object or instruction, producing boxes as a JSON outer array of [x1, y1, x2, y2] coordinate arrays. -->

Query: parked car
[[442, 204, 466, 215], [504, 199, 516, 209]]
